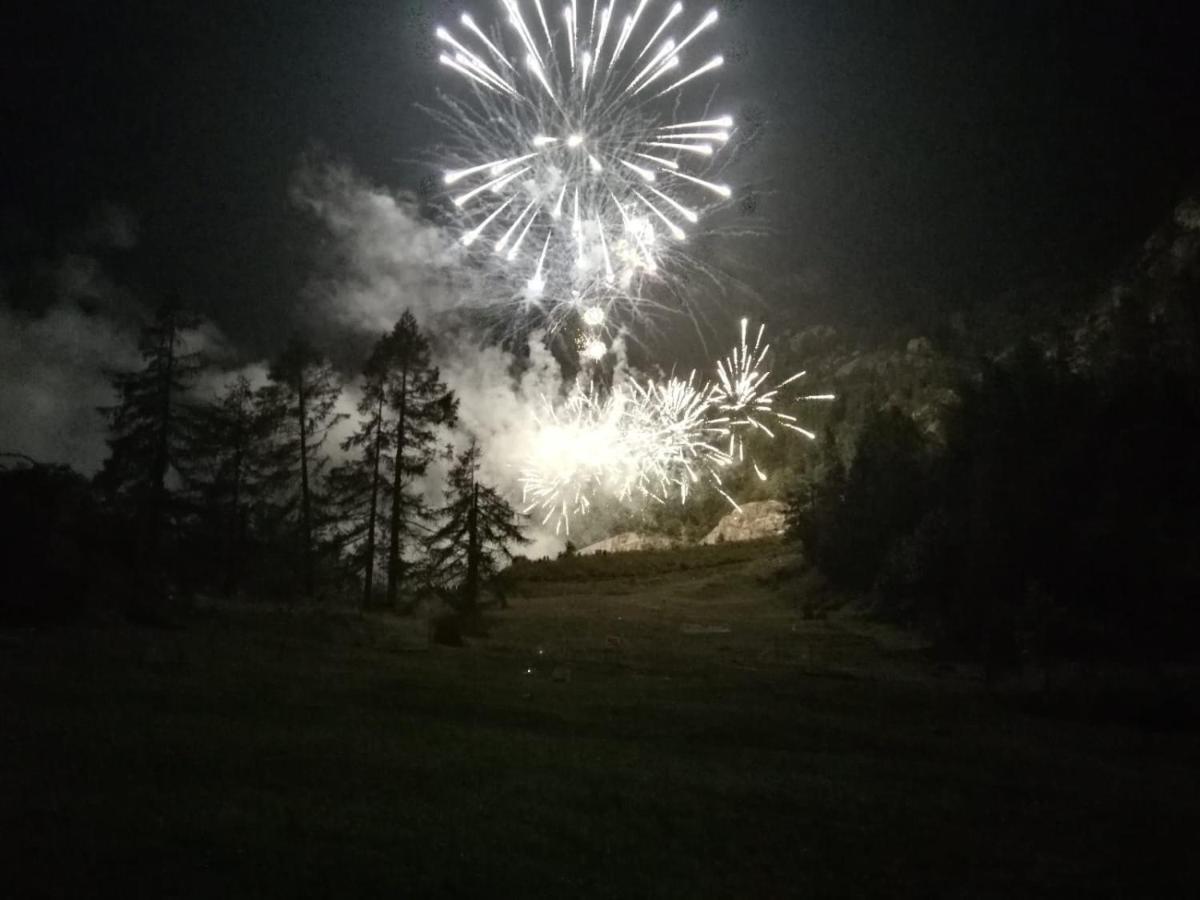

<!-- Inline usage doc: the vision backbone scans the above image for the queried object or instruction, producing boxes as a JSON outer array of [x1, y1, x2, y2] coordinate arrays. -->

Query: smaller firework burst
[[623, 373, 730, 504], [520, 319, 834, 534], [708, 318, 818, 462]]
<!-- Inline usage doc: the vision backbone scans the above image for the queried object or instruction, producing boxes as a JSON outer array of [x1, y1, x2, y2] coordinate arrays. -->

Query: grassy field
[[2, 541, 1198, 898]]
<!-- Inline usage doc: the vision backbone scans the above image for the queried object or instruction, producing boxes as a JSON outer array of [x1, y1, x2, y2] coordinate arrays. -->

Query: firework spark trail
[[433, 0, 732, 339], [709, 316, 818, 461], [520, 320, 835, 533]]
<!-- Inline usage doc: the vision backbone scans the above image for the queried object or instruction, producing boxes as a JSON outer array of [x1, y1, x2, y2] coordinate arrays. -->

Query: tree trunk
[[465, 478, 480, 608], [386, 370, 408, 607], [224, 434, 244, 598], [362, 389, 385, 608], [297, 373, 314, 598], [147, 317, 175, 562]]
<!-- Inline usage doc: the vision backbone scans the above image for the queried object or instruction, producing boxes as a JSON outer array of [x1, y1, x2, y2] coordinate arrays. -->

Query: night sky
[[3, 0, 1198, 351]]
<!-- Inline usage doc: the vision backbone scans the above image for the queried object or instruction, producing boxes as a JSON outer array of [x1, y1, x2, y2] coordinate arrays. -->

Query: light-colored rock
[[579, 532, 679, 555], [701, 500, 788, 545]]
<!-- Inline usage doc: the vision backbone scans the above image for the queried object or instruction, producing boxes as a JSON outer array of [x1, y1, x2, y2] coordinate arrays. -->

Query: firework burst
[[709, 317, 826, 461], [521, 320, 834, 534], [432, 0, 733, 337]]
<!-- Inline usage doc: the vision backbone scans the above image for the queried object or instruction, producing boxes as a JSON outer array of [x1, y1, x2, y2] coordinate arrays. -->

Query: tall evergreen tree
[[430, 438, 528, 609], [383, 312, 458, 606], [182, 376, 272, 596], [261, 338, 344, 598], [98, 303, 205, 569], [329, 333, 396, 607]]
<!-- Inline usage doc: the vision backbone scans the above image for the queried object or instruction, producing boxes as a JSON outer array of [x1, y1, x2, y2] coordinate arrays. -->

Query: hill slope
[[2, 541, 1198, 897]]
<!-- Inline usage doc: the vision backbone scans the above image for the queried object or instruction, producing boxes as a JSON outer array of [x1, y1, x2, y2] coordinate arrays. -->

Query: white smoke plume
[[0, 298, 139, 474], [436, 338, 569, 559], [0, 208, 145, 473], [0, 211, 240, 476], [292, 158, 572, 556], [291, 158, 476, 335]]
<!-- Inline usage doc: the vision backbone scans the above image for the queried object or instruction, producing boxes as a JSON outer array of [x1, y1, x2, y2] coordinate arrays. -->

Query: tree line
[[785, 245, 1200, 670], [1, 307, 527, 622]]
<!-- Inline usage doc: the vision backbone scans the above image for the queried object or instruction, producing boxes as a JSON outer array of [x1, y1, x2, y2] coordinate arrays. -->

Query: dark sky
[[3, 0, 1198, 349]]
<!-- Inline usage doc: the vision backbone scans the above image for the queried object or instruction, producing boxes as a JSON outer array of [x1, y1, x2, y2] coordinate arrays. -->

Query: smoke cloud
[[0, 299, 139, 474], [0, 216, 151, 473], [0, 213, 238, 476], [292, 158, 572, 555], [291, 159, 477, 335]]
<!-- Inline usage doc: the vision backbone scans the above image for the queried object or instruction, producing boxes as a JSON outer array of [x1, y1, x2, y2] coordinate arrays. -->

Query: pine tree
[[98, 302, 205, 570], [260, 338, 344, 598], [182, 376, 272, 596], [328, 333, 396, 607], [430, 438, 528, 609], [383, 312, 458, 606]]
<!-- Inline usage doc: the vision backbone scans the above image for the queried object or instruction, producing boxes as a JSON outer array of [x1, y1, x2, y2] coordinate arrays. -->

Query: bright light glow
[[634, 152, 678, 170], [645, 141, 714, 156], [452, 166, 530, 208], [521, 322, 834, 532], [582, 305, 606, 327], [444, 157, 513, 186], [619, 160, 657, 182], [433, 0, 734, 333], [582, 338, 608, 360], [656, 56, 724, 98], [663, 116, 734, 130]]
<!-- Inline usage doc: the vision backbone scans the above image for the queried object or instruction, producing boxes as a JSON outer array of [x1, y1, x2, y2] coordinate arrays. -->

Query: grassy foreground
[[2, 542, 1197, 898]]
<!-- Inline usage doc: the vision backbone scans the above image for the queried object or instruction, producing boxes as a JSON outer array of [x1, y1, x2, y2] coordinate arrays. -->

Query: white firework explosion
[[520, 320, 835, 534], [431, 0, 733, 338], [622, 372, 729, 503], [520, 383, 631, 534]]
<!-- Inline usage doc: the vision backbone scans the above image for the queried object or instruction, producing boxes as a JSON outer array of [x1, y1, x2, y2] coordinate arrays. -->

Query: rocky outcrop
[[701, 500, 788, 544], [578, 502, 790, 554], [579, 532, 679, 555]]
